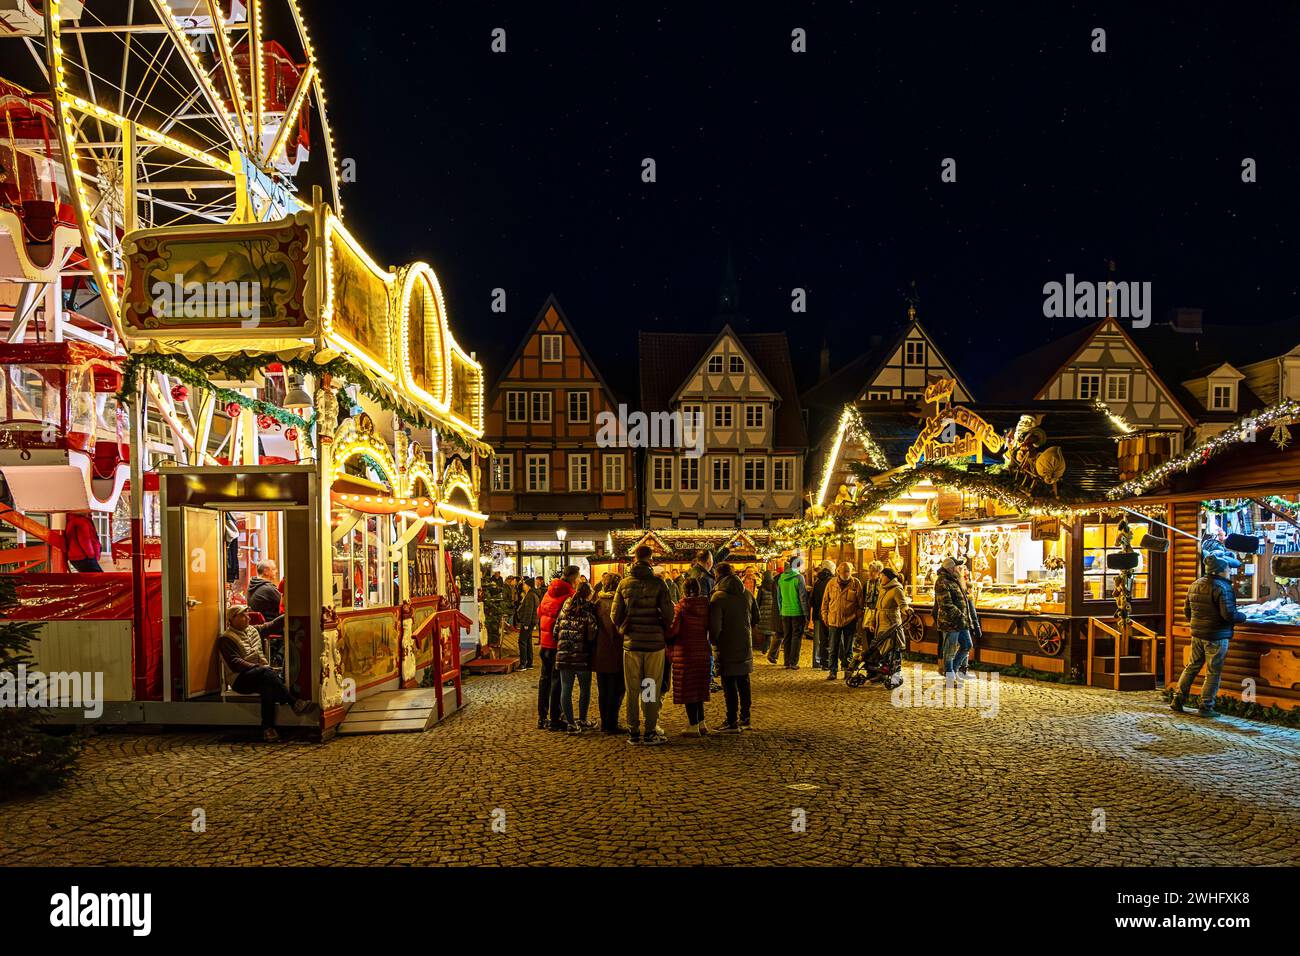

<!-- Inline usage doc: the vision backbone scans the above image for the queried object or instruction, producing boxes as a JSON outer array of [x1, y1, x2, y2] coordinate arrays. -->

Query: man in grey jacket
[[1172, 552, 1246, 718]]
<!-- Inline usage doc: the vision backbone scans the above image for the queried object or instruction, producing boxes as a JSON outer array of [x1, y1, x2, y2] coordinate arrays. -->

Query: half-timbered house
[[481, 295, 636, 580]]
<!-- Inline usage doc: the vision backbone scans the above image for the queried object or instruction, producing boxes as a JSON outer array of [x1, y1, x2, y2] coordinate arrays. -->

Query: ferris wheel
[[9, 0, 342, 342]]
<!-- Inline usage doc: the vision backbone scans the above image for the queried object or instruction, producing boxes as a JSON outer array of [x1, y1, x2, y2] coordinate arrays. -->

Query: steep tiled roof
[[638, 329, 808, 449]]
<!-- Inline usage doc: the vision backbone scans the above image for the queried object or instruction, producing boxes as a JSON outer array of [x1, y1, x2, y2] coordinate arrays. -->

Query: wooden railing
[[1086, 616, 1166, 687]]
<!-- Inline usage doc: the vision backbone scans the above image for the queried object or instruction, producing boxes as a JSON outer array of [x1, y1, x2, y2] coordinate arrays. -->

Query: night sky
[[309, 3, 1300, 398]]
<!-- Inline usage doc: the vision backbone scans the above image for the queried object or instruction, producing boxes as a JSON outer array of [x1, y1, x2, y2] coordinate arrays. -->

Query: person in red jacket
[[64, 511, 103, 572], [667, 577, 713, 736], [536, 565, 579, 731]]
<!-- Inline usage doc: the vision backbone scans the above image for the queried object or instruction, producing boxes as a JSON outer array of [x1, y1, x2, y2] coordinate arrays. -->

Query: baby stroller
[[845, 606, 920, 689]]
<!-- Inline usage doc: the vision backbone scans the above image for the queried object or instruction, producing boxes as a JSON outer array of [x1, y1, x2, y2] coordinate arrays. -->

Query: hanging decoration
[[285, 427, 299, 442], [1273, 423, 1292, 450], [224, 400, 242, 418], [169, 383, 188, 403]]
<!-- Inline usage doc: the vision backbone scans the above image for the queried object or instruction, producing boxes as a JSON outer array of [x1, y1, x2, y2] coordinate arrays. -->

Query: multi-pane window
[[568, 390, 590, 423], [530, 391, 552, 423], [568, 453, 590, 492], [712, 457, 731, 492], [680, 457, 699, 491], [652, 456, 674, 492], [743, 457, 766, 492], [506, 391, 527, 422], [603, 454, 624, 492], [1210, 383, 1235, 410], [773, 458, 794, 492], [713, 404, 733, 428], [1082, 518, 1151, 602], [541, 334, 563, 362], [905, 340, 926, 366], [525, 454, 549, 492], [1077, 372, 1101, 401], [745, 403, 764, 429], [1105, 374, 1129, 403], [707, 354, 724, 373], [866, 390, 890, 401], [492, 454, 513, 491], [729, 355, 745, 374]]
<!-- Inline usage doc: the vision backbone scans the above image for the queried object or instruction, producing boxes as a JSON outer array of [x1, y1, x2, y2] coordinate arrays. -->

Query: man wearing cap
[[1172, 551, 1246, 718], [933, 556, 972, 684], [216, 605, 308, 741]]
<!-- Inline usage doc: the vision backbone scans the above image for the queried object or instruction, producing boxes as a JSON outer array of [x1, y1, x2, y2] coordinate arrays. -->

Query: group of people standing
[[521, 545, 759, 744]]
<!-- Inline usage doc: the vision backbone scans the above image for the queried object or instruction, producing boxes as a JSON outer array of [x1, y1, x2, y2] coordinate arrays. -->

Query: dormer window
[[1209, 382, 1236, 411]]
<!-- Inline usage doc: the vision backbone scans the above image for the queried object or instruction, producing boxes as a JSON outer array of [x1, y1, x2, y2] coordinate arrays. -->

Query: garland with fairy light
[[1108, 399, 1300, 500], [118, 351, 487, 454]]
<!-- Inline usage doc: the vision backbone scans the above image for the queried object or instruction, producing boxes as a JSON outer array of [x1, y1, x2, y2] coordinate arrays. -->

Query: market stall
[[1108, 402, 1300, 710], [592, 528, 783, 582], [781, 382, 1167, 685]]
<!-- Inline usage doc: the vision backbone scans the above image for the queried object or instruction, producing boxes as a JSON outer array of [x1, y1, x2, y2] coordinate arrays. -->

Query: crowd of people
[[485, 544, 988, 745]]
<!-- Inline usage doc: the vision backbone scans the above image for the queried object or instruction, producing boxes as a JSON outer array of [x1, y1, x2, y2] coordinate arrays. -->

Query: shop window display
[[1202, 496, 1300, 625], [912, 522, 1067, 614]]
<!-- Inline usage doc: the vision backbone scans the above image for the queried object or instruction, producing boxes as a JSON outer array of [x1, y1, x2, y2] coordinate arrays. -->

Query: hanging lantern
[[224, 401, 242, 418], [285, 427, 299, 442], [170, 383, 189, 403]]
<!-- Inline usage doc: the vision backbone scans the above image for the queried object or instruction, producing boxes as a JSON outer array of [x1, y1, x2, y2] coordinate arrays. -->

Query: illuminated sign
[[905, 404, 1004, 467]]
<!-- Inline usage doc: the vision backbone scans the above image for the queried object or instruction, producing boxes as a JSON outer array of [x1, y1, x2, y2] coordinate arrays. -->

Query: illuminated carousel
[[0, 1, 492, 735]]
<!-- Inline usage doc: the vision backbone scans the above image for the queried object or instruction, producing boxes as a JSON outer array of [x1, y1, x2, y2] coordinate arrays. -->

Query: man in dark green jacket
[[768, 556, 810, 668]]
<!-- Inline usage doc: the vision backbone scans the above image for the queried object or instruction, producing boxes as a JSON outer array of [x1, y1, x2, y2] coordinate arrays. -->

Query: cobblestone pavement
[[4, 647, 1300, 866]]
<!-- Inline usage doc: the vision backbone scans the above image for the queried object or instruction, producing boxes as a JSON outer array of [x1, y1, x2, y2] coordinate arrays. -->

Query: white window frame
[[713, 403, 734, 429], [743, 457, 766, 492], [866, 390, 890, 401], [1209, 381, 1236, 411], [745, 403, 764, 429], [506, 391, 527, 423], [492, 454, 513, 491], [603, 454, 625, 493], [530, 391, 552, 423], [773, 457, 794, 492], [652, 455, 674, 492], [904, 340, 926, 366], [729, 354, 746, 374], [707, 354, 724, 374], [567, 390, 590, 424], [525, 453, 549, 492], [541, 334, 563, 363], [1105, 373, 1129, 403], [1077, 371, 1101, 401], [680, 456, 699, 491], [568, 453, 590, 492], [903, 390, 923, 400], [712, 457, 731, 492]]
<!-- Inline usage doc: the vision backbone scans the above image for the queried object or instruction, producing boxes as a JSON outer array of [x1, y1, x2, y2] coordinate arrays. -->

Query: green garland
[[117, 351, 481, 454]]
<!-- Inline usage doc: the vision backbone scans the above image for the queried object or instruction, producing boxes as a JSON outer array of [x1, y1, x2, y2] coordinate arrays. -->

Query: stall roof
[[606, 528, 779, 562]]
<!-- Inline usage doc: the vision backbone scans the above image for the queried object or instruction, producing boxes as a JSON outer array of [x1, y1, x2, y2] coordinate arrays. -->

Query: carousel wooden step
[[337, 689, 438, 734], [463, 655, 519, 675]]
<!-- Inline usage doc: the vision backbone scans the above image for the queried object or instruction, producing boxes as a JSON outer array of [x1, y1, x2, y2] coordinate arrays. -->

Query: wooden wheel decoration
[[902, 606, 925, 646], [1035, 621, 1063, 656]]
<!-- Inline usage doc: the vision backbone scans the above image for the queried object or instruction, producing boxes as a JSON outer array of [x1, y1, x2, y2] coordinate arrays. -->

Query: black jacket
[[709, 573, 758, 677], [612, 562, 675, 652], [810, 568, 833, 623], [1185, 575, 1246, 642], [554, 596, 598, 670], [247, 576, 282, 635]]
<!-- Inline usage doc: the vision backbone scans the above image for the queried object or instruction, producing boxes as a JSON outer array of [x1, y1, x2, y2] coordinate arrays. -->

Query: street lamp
[[556, 527, 567, 574]]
